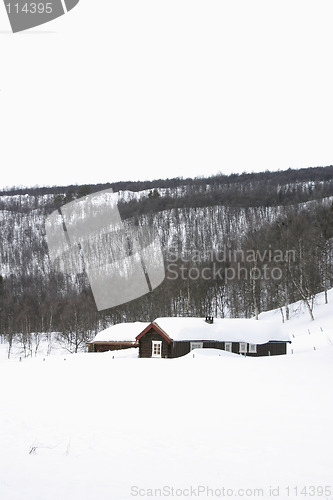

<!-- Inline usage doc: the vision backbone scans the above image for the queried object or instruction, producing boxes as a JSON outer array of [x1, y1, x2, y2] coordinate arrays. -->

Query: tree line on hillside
[[2, 165, 333, 218], [1, 164, 333, 198], [117, 178, 333, 218]]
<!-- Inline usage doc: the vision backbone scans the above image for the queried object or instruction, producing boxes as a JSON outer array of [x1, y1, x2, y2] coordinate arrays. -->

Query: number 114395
[[5, 3, 53, 14]]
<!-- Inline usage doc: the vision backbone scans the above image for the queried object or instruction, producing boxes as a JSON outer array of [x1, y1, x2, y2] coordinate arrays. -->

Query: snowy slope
[[260, 288, 333, 354], [0, 292, 332, 500]]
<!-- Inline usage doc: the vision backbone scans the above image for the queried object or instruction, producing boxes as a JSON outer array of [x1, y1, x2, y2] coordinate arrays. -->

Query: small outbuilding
[[88, 322, 150, 353], [136, 317, 291, 358]]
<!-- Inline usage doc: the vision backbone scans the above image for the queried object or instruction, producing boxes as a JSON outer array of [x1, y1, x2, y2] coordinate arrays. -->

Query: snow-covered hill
[[0, 291, 332, 499], [261, 288, 333, 354], [0, 190, 291, 278]]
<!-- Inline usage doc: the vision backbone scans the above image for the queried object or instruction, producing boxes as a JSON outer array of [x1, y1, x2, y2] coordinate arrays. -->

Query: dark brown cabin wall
[[172, 340, 242, 357], [260, 341, 287, 356], [238, 342, 287, 357], [171, 341, 227, 358], [171, 340, 288, 358], [171, 341, 190, 358], [231, 343, 239, 354], [207, 341, 225, 350], [139, 328, 170, 358], [89, 342, 137, 353]]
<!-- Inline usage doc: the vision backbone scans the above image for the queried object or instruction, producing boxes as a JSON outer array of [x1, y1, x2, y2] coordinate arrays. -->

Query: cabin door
[[152, 341, 162, 358]]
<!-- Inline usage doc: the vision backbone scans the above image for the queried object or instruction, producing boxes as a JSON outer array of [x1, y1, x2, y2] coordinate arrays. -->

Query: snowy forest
[[1, 165, 333, 353]]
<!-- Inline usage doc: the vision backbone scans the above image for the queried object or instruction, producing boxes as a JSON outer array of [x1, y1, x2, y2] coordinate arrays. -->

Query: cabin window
[[249, 344, 257, 353], [225, 342, 232, 352], [239, 342, 247, 354], [190, 342, 203, 350], [152, 341, 162, 358]]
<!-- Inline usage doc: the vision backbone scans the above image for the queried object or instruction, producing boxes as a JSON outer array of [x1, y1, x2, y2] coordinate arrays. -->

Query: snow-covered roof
[[152, 317, 290, 344], [93, 322, 150, 342], [93, 317, 290, 345]]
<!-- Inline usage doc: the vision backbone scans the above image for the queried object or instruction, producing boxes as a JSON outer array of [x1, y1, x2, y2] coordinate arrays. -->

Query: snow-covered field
[[0, 292, 333, 500]]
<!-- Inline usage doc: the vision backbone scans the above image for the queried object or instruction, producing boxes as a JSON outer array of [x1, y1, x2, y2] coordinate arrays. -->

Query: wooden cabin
[[136, 317, 291, 358], [88, 322, 149, 353]]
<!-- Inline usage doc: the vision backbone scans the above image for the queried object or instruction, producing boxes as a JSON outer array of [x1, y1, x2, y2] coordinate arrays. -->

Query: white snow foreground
[[0, 292, 333, 499]]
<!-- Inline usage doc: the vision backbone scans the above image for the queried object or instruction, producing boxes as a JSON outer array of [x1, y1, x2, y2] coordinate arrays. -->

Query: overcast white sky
[[1, 0, 333, 189]]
